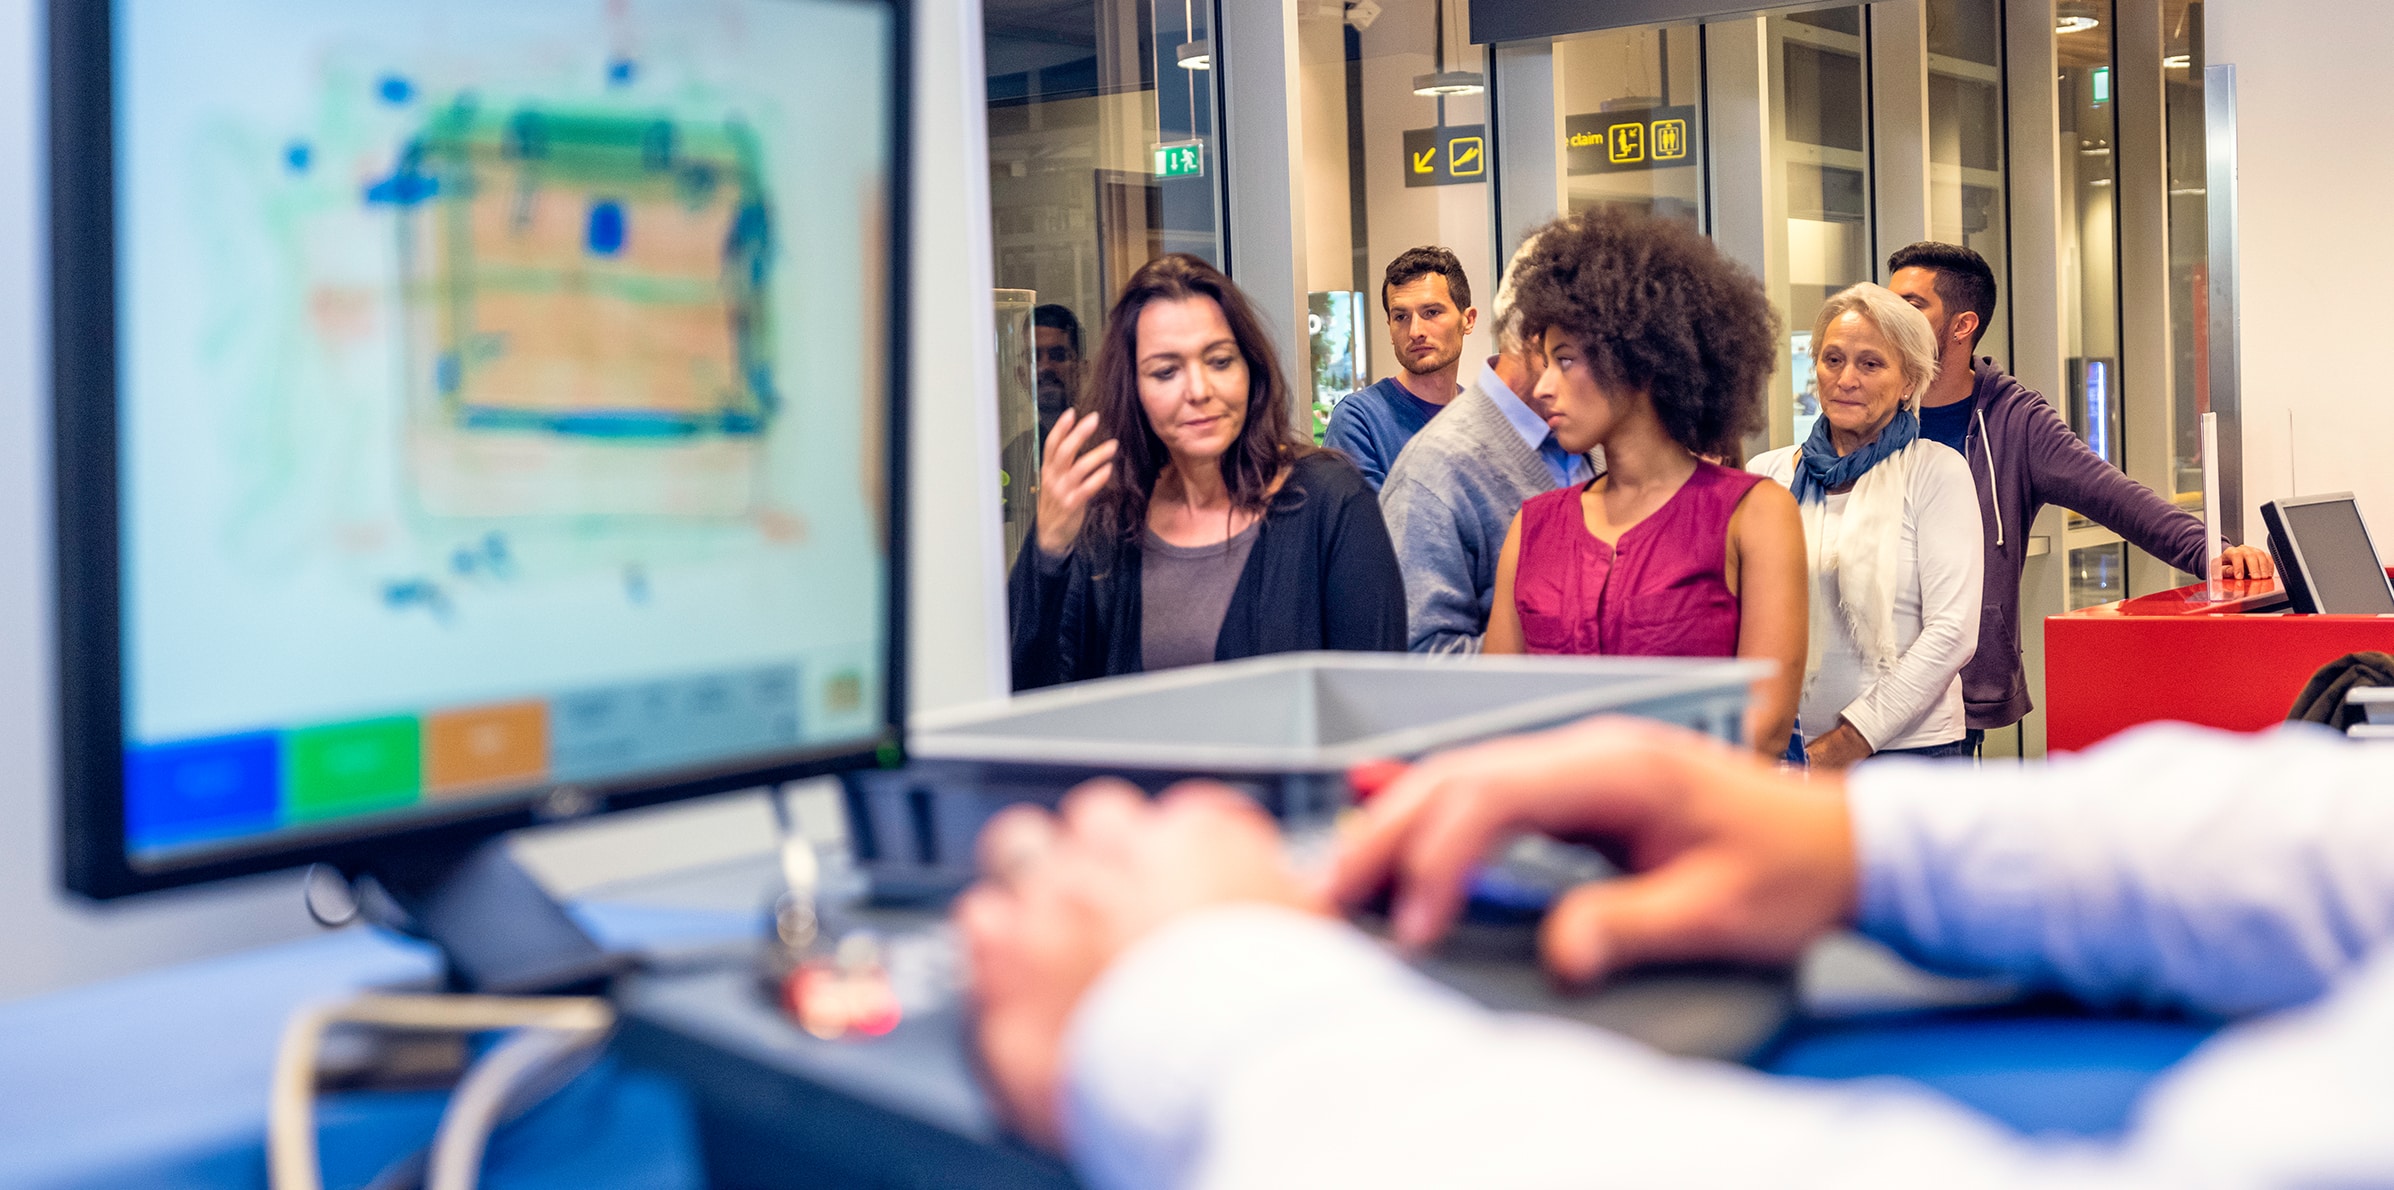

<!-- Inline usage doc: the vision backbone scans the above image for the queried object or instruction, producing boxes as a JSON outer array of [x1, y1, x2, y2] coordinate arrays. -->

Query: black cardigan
[[1009, 451, 1408, 690]]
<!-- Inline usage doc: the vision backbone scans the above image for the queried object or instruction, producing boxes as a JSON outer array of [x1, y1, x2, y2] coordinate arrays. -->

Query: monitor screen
[[62, 0, 904, 890], [2280, 498, 2394, 615]]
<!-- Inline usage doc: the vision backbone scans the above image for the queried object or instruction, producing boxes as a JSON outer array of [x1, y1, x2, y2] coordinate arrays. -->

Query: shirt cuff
[[1060, 904, 1464, 1190], [1836, 701, 1889, 752]]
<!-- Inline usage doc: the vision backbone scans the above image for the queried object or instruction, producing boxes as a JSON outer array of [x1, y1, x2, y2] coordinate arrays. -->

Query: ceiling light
[[1176, 40, 1210, 70], [2089, 177, 2112, 187], [2164, 54, 2192, 68], [1412, 70, 1485, 97], [2055, 15, 2101, 33]]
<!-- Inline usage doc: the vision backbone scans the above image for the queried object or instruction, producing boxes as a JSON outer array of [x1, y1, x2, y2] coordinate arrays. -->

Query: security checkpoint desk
[[2045, 574, 2394, 753]]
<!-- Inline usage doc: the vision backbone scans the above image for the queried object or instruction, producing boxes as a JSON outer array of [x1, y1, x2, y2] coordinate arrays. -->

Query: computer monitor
[[51, 0, 910, 946], [2260, 494, 2394, 615]]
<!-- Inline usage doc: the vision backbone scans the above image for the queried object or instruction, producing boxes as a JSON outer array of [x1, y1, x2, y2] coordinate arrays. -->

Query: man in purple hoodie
[[1885, 242, 2274, 745]]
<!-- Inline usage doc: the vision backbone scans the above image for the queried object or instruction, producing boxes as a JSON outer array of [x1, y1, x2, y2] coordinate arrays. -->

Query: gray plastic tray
[[910, 650, 1764, 771], [847, 652, 1762, 898]]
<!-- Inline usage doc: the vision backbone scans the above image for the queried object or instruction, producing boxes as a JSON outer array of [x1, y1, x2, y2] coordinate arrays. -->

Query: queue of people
[[982, 209, 2365, 1190], [1009, 205, 2270, 772]]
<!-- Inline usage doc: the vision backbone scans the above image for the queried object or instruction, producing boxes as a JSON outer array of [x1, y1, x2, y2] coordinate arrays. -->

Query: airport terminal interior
[[3, 0, 2393, 1186]]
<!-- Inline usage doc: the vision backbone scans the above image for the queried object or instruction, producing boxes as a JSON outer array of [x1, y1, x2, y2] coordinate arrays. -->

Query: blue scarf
[[1790, 406, 1919, 504]]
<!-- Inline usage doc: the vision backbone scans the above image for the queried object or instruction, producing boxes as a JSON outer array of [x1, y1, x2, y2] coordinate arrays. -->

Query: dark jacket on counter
[[1952, 357, 2211, 729], [1009, 451, 1407, 690]]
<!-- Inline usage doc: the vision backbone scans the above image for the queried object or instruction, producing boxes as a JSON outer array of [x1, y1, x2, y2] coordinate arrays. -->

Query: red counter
[[2044, 575, 2394, 753]]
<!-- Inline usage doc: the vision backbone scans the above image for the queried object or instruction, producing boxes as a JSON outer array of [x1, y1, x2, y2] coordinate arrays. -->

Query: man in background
[[1380, 235, 1594, 653], [1033, 303, 1084, 444], [1323, 248, 1477, 489], [1884, 242, 2272, 747]]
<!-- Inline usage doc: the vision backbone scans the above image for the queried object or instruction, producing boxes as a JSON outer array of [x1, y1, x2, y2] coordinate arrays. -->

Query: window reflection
[[2164, 0, 2208, 501], [1778, 7, 1872, 445], [985, 0, 1224, 346], [1926, 0, 2009, 365], [1555, 23, 1706, 225], [2060, 0, 2126, 604]]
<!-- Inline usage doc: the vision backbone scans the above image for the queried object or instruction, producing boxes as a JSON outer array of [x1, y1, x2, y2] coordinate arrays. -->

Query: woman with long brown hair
[[1010, 254, 1406, 689]]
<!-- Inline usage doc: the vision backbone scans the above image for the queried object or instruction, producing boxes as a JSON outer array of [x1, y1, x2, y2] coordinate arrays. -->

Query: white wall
[[0, 0, 1003, 1002], [2211, 0, 2394, 532]]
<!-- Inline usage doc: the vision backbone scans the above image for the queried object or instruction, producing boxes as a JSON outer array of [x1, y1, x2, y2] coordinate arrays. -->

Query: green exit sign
[[1154, 141, 1204, 179]]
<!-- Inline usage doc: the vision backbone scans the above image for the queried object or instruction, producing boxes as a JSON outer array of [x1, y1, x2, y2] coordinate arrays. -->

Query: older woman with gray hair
[[1749, 282, 1983, 769]]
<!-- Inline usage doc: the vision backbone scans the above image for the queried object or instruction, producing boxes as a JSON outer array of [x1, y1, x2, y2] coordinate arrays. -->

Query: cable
[[425, 1024, 610, 1190], [269, 994, 614, 1190]]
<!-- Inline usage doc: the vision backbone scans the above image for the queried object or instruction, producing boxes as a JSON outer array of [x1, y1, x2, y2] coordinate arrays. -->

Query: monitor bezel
[[52, 0, 914, 899], [2261, 492, 2394, 616]]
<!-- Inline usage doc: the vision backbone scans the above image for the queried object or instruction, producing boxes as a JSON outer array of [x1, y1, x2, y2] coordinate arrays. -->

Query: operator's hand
[[956, 780, 1322, 1151], [1326, 717, 1858, 988], [2214, 544, 2276, 581], [1034, 408, 1118, 559]]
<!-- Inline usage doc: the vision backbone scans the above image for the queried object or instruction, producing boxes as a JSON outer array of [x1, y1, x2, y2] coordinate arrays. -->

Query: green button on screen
[[285, 716, 423, 820]]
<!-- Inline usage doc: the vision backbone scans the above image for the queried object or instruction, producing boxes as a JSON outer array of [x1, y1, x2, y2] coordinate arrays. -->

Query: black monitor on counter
[[51, 0, 911, 989], [2261, 494, 2394, 615]]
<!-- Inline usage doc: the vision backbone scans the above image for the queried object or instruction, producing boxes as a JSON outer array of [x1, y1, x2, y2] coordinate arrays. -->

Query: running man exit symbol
[[1402, 124, 1486, 187]]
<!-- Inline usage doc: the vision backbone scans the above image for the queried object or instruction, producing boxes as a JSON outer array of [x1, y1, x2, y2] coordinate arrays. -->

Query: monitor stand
[[360, 837, 636, 994]]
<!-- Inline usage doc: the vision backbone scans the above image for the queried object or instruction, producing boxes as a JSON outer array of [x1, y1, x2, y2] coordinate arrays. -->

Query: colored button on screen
[[286, 716, 422, 821], [425, 701, 549, 797], [126, 732, 280, 850]]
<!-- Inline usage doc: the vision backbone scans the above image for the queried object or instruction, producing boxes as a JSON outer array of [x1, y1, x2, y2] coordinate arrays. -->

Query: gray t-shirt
[[1140, 519, 1262, 671]]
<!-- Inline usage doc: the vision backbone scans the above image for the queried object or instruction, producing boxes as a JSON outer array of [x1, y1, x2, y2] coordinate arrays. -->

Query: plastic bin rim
[[906, 652, 1768, 773]]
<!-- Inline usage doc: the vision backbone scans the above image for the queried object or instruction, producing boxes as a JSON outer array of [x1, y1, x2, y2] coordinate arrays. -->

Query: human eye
[[1208, 352, 1238, 371]]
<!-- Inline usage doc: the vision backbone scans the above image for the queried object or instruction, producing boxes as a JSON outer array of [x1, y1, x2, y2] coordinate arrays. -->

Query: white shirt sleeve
[[1851, 723, 2394, 1016], [1059, 726, 2394, 1190], [1838, 446, 1983, 749]]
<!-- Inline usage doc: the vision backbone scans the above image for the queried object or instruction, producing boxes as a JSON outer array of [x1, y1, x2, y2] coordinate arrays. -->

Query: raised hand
[[1325, 716, 1859, 987], [1035, 408, 1119, 559]]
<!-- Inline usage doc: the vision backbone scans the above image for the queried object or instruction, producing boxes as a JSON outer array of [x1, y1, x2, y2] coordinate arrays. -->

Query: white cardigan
[[1749, 441, 1983, 751]]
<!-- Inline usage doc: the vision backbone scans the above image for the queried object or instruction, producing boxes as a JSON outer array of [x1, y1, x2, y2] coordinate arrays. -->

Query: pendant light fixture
[[1411, 0, 1483, 97]]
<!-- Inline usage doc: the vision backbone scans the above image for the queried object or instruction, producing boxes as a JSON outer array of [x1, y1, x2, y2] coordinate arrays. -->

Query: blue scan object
[[608, 58, 638, 86], [587, 200, 627, 256], [378, 75, 416, 105], [285, 142, 312, 173]]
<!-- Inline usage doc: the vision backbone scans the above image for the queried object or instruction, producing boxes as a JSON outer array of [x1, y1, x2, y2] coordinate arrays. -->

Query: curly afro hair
[[1508, 206, 1779, 459]]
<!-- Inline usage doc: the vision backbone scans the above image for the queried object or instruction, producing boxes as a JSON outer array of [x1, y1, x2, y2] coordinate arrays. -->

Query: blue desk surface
[[1, 904, 2221, 1188], [0, 904, 745, 1190]]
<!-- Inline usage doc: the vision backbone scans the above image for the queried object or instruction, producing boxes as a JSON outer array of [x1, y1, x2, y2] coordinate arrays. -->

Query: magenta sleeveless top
[[1513, 460, 1765, 657]]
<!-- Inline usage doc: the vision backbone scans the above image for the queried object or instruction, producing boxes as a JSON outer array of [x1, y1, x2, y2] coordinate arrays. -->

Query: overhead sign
[[1153, 140, 1204, 179], [1402, 124, 1486, 188], [1565, 105, 1697, 175]]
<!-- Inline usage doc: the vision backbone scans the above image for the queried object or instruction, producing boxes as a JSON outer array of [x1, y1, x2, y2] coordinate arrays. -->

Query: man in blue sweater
[[1380, 234, 1594, 652], [1323, 247, 1478, 489]]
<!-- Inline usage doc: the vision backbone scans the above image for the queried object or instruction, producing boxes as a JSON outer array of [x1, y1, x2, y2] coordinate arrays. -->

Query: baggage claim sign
[[1566, 105, 1696, 174]]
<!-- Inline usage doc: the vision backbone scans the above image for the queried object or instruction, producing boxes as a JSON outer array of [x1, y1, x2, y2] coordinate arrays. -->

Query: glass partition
[[1555, 23, 1707, 225], [2059, 0, 2125, 608], [2164, 0, 2207, 502], [1777, 6, 1873, 444], [1294, 0, 1495, 430], [1926, 0, 2009, 365], [985, 0, 1224, 367]]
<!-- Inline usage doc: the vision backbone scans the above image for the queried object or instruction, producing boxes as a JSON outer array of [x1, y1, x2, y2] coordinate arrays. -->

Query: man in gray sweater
[[1380, 242, 1596, 653]]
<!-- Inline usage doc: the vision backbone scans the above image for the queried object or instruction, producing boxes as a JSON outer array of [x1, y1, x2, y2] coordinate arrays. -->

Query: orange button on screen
[[424, 701, 549, 796]]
